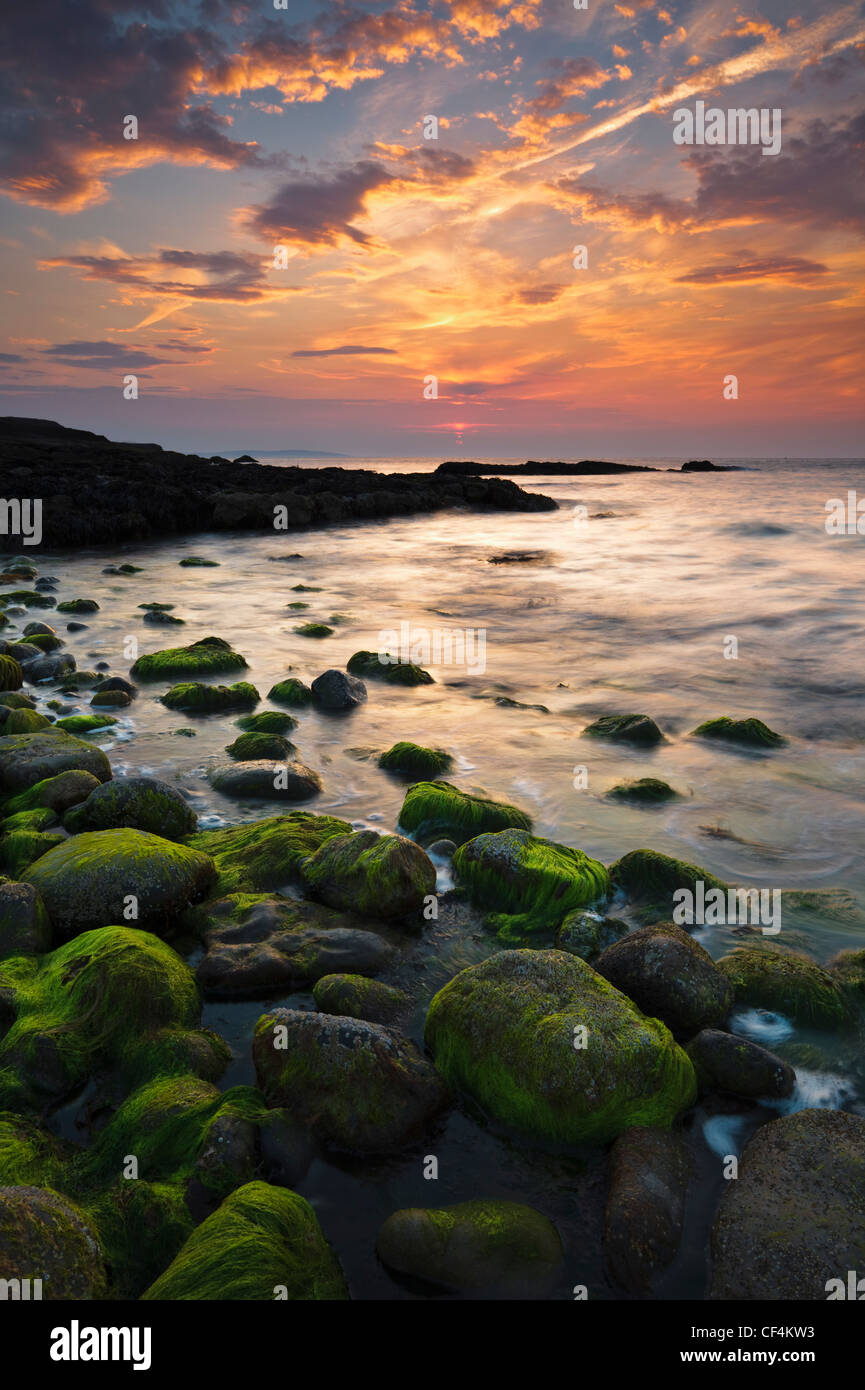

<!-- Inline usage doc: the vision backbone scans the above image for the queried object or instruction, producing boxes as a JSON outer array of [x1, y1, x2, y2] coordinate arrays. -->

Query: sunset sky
[[0, 0, 862, 456]]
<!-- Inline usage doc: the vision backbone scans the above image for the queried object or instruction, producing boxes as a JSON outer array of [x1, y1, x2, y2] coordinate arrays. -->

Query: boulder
[[62, 776, 198, 841], [310, 668, 367, 710], [301, 829, 435, 918], [0, 731, 111, 792], [0, 1186, 107, 1299], [208, 759, 322, 801], [424, 950, 696, 1145], [595, 923, 734, 1037], [604, 1127, 691, 1293], [686, 1028, 795, 1098], [398, 779, 532, 846]]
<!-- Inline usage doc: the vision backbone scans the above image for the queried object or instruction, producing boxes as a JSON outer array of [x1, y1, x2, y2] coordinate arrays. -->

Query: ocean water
[[19, 454, 865, 1298]]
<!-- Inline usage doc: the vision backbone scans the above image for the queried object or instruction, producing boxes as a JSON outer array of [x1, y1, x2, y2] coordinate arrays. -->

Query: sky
[[0, 0, 863, 457]]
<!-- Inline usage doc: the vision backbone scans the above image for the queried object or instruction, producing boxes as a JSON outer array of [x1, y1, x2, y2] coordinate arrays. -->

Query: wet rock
[[196, 895, 394, 997], [606, 777, 679, 804], [0, 881, 52, 956], [604, 1127, 691, 1294], [258, 1110, 314, 1189], [686, 1028, 795, 1099], [376, 1199, 564, 1297], [582, 713, 664, 746], [2, 769, 101, 815], [254, 1008, 448, 1154], [692, 716, 785, 749], [224, 731, 295, 761], [185, 1113, 258, 1222], [556, 909, 628, 961], [716, 944, 856, 1029], [208, 759, 322, 801], [310, 668, 367, 710], [595, 923, 734, 1037], [398, 779, 532, 846], [0, 1186, 107, 1299], [161, 681, 259, 713], [187, 812, 350, 894], [347, 650, 433, 685], [378, 742, 453, 779], [710, 1109, 865, 1300]]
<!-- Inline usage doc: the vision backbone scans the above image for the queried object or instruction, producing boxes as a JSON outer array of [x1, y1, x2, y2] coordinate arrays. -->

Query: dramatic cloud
[[39, 341, 184, 370], [40, 249, 285, 304], [674, 254, 830, 284], [243, 162, 398, 249], [291, 345, 398, 357]]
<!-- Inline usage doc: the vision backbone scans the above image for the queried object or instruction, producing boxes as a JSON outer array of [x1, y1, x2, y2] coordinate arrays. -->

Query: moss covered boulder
[[62, 776, 197, 841], [312, 973, 409, 1026], [1, 769, 99, 815], [595, 923, 734, 1037], [0, 730, 111, 793], [424, 950, 696, 1146], [715, 944, 855, 1029], [376, 1199, 563, 1297], [454, 828, 610, 943], [195, 896, 394, 998], [267, 677, 313, 706], [254, 1009, 447, 1154], [692, 716, 785, 748], [0, 829, 66, 878], [582, 713, 664, 746], [225, 731, 294, 762], [235, 710, 297, 735], [0, 1186, 107, 1299], [131, 636, 247, 681], [3, 707, 51, 734], [208, 759, 322, 800], [398, 780, 532, 846], [609, 848, 727, 920], [556, 910, 628, 962], [161, 681, 259, 713], [52, 714, 117, 736], [301, 829, 435, 918], [710, 1109, 865, 1299], [142, 1181, 347, 1300], [378, 742, 453, 779], [0, 655, 24, 691], [56, 598, 99, 614], [606, 778, 679, 804], [187, 813, 351, 895], [0, 927, 217, 1107], [24, 829, 216, 937], [347, 650, 433, 685]]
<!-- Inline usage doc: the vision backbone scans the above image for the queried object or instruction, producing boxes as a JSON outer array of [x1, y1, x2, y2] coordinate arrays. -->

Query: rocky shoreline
[[0, 418, 556, 551], [0, 522, 863, 1301]]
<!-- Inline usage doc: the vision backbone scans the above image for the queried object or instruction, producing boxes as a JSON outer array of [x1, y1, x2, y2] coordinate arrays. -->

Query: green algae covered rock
[[582, 713, 664, 745], [187, 812, 351, 895], [1, 769, 99, 816], [141, 1181, 348, 1300], [609, 848, 727, 920], [710, 1109, 865, 1300], [235, 710, 298, 735], [424, 949, 696, 1146], [56, 598, 99, 614], [225, 731, 294, 761], [454, 828, 610, 943], [692, 716, 785, 748], [556, 910, 628, 962], [267, 677, 312, 706], [301, 829, 435, 919], [0, 730, 111, 793], [295, 622, 333, 638], [398, 779, 532, 846], [0, 829, 65, 878], [715, 944, 856, 1029], [376, 1199, 563, 1297], [0, 927, 211, 1108], [312, 973, 409, 1026], [0, 655, 23, 691], [0, 1185, 107, 1299], [161, 681, 259, 713], [378, 741, 454, 779], [0, 1113, 70, 1188], [347, 650, 433, 685], [131, 636, 247, 681], [52, 714, 117, 735], [606, 777, 679, 804], [254, 1009, 447, 1154], [24, 829, 216, 937], [0, 691, 35, 711], [178, 556, 220, 567], [62, 776, 197, 841], [3, 707, 51, 734]]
